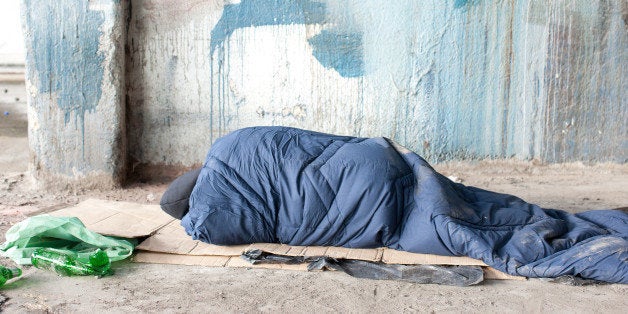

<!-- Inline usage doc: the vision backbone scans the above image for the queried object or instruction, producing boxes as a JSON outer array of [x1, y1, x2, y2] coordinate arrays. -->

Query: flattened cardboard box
[[135, 220, 487, 266], [50, 199, 522, 280], [49, 198, 175, 238]]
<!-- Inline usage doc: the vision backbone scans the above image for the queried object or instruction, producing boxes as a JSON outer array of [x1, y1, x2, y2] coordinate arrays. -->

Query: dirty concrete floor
[[1, 91, 627, 312]]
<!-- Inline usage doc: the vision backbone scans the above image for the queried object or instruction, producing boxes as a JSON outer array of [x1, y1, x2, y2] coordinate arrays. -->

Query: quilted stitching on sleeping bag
[[182, 127, 627, 283]]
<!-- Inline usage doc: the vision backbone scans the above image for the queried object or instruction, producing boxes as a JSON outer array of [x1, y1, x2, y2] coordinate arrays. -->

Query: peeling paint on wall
[[23, 0, 127, 184], [23, 1, 105, 133], [127, 0, 627, 166], [210, 0, 363, 78], [210, 0, 326, 54], [308, 30, 364, 77]]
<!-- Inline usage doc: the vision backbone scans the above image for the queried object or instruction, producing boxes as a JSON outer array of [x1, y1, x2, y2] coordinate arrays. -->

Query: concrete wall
[[23, 0, 627, 185], [127, 0, 626, 167], [22, 0, 127, 188]]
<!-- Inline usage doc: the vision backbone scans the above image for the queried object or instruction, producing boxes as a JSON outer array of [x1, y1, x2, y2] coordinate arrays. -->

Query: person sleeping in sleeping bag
[[160, 126, 628, 283]]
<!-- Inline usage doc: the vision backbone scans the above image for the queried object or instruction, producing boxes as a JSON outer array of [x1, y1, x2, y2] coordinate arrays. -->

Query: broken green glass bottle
[[30, 248, 112, 277], [0, 265, 22, 287]]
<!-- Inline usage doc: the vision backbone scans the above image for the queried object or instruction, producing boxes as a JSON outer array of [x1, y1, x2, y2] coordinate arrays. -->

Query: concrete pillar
[[21, 0, 127, 188]]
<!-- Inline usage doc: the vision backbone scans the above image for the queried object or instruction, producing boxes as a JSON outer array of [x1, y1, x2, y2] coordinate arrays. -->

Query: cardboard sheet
[[132, 252, 522, 280], [133, 252, 309, 270], [49, 198, 175, 238], [135, 219, 488, 266], [49, 199, 522, 280], [134, 224, 520, 279]]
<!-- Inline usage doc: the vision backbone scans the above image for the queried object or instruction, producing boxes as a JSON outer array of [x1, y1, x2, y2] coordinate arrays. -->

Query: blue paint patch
[[210, 0, 327, 54], [454, 0, 468, 8], [24, 1, 105, 127], [454, 0, 478, 8], [308, 30, 364, 77], [210, 0, 364, 78]]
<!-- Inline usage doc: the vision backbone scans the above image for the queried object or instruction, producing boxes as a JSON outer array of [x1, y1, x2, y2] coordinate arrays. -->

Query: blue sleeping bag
[[182, 126, 627, 283]]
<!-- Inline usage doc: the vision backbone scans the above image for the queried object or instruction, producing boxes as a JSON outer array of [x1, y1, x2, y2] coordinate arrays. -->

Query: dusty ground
[[0, 89, 627, 312]]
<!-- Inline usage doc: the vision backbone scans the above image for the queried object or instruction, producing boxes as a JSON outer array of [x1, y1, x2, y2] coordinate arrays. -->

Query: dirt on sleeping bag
[[0, 161, 627, 312]]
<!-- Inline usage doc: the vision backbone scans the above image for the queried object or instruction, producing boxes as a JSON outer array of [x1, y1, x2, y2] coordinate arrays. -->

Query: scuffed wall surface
[[127, 0, 626, 165], [127, 0, 221, 167], [23, 0, 127, 186], [541, 1, 627, 162]]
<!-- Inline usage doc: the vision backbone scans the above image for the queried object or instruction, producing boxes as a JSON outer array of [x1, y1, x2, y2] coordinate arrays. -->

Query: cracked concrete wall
[[127, 0, 626, 166]]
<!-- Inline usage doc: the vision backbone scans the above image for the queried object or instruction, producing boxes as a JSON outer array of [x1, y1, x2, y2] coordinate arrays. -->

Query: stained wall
[[23, 0, 627, 185], [127, 0, 626, 166], [22, 0, 127, 186]]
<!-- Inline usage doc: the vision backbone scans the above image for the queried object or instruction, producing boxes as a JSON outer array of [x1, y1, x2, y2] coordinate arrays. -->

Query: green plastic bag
[[1, 215, 136, 265]]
